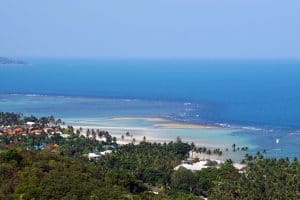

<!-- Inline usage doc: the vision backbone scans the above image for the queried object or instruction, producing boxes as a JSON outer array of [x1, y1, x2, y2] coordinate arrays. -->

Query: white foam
[[289, 132, 300, 136], [241, 126, 262, 131]]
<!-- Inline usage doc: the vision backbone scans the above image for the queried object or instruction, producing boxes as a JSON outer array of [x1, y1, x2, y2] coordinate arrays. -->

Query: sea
[[0, 58, 299, 159]]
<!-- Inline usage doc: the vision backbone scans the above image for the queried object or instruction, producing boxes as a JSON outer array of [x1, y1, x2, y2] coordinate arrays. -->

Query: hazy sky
[[1, 0, 300, 59]]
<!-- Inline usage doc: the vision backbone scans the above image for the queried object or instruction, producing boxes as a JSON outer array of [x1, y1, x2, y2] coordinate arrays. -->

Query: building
[[88, 153, 101, 161]]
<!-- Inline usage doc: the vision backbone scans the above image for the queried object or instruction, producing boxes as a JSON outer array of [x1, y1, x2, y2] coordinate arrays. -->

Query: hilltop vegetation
[[0, 145, 299, 200]]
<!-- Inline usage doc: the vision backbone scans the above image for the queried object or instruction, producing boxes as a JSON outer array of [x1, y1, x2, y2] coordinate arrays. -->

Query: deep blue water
[[0, 58, 300, 158]]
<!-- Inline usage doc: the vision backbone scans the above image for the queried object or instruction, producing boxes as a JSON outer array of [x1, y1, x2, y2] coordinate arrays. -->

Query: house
[[50, 129, 62, 134], [181, 158, 194, 164], [33, 143, 46, 150], [100, 150, 112, 155], [13, 127, 24, 134], [175, 159, 246, 172], [4, 129, 14, 135], [30, 129, 43, 134], [4, 144, 15, 149], [88, 150, 112, 161], [60, 134, 69, 138], [88, 153, 101, 161], [44, 144, 59, 152], [175, 160, 211, 171], [26, 122, 35, 127], [1, 127, 24, 135]]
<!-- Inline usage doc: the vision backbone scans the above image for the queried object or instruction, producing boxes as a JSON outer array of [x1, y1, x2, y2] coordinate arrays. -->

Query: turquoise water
[[0, 58, 299, 158], [64, 117, 254, 147]]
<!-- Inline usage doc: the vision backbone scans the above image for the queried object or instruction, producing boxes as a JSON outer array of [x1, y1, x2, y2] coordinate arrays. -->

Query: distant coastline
[[0, 57, 27, 65]]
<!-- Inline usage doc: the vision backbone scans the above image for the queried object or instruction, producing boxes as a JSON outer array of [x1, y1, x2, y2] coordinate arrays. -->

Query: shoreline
[[71, 125, 174, 145], [153, 123, 215, 129], [65, 116, 223, 129], [1, 93, 286, 132], [71, 124, 246, 162], [68, 117, 251, 162], [67, 117, 232, 147], [0, 93, 252, 131]]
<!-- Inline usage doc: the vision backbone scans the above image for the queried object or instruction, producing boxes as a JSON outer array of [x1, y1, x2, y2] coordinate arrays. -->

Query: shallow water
[[0, 58, 300, 159]]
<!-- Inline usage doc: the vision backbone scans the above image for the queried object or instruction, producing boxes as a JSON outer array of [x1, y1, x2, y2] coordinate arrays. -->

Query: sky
[[0, 0, 300, 59]]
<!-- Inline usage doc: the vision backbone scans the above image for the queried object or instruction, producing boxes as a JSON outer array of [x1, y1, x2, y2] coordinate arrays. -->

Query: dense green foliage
[[0, 142, 193, 200], [170, 158, 300, 200], [0, 113, 299, 199], [0, 112, 62, 126], [0, 148, 130, 199], [0, 112, 23, 126], [0, 126, 115, 157], [1, 145, 299, 200], [98, 142, 191, 186]]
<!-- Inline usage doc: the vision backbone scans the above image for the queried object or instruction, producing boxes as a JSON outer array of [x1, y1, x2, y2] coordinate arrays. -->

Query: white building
[[100, 150, 112, 155], [88, 153, 100, 161], [26, 122, 35, 126]]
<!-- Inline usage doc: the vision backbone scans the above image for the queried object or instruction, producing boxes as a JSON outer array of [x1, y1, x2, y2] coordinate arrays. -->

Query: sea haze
[[0, 58, 299, 158]]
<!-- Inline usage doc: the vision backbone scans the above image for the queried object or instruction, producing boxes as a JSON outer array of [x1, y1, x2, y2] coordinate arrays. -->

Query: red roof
[[31, 129, 43, 134]]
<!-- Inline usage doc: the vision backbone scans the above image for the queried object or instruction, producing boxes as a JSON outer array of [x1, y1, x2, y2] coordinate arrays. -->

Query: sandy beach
[[110, 117, 170, 122], [71, 125, 174, 145], [64, 117, 253, 162], [72, 122, 247, 162], [153, 123, 215, 129]]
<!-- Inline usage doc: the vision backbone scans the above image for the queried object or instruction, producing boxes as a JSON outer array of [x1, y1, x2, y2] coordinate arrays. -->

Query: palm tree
[[190, 142, 195, 158], [106, 135, 112, 144], [56, 119, 62, 125], [207, 149, 212, 159], [97, 131, 103, 138], [91, 129, 96, 140], [293, 157, 298, 162], [86, 129, 90, 138], [76, 129, 80, 137], [198, 147, 202, 153], [218, 150, 223, 156], [207, 149, 211, 155], [232, 144, 236, 152]]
